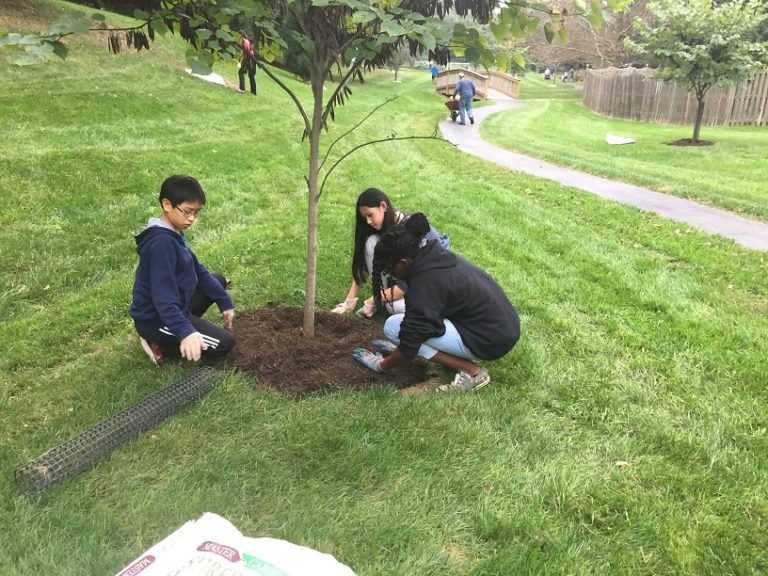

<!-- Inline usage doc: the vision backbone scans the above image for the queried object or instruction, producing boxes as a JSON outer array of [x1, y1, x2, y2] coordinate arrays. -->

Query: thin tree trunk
[[693, 94, 705, 143], [302, 77, 324, 338]]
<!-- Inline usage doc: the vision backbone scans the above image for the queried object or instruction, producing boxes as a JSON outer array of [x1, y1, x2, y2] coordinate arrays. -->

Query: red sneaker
[[139, 338, 164, 366]]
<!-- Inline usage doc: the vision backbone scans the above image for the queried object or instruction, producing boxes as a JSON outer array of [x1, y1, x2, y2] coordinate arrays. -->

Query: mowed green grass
[[2, 2, 768, 575], [481, 75, 768, 220]]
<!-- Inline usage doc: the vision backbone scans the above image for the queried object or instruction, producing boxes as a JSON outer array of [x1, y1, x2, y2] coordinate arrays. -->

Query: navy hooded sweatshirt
[[397, 241, 520, 361], [129, 219, 233, 341]]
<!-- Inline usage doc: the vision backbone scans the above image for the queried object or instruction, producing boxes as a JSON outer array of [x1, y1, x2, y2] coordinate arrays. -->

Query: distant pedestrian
[[238, 33, 257, 95], [452, 72, 476, 125], [430, 63, 439, 83]]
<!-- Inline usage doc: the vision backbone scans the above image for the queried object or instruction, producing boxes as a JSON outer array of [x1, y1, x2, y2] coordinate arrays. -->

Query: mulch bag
[[116, 512, 357, 576]]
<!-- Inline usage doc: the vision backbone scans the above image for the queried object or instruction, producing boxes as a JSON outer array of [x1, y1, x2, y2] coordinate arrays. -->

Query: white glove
[[331, 297, 358, 314]]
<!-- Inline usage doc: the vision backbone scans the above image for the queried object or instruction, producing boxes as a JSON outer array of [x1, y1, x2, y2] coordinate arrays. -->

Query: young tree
[[627, 0, 768, 143], [1, 0, 622, 336]]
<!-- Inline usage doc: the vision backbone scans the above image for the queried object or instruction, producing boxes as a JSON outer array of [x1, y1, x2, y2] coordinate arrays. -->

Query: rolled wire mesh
[[15, 366, 221, 499]]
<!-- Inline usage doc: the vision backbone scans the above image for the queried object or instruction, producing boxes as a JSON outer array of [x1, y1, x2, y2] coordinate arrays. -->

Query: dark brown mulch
[[668, 138, 714, 146], [222, 307, 430, 396]]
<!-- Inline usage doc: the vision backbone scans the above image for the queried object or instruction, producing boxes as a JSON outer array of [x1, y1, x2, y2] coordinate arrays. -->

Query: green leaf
[[20, 34, 40, 46], [195, 29, 213, 40], [544, 22, 555, 43], [465, 46, 480, 63], [490, 21, 507, 41], [152, 20, 168, 36], [13, 52, 40, 66], [380, 20, 406, 37], [133, 9, 150, 20], [215, 29, 234, 41], [299, 36, 316, 55], [404, 12, 426, 22], [311, 0, 332, 6], [573, 0, 587, 12], [587, 0, 604, 29], [496, 51, 510, 72], [52, 40, 68, 60], [352, 11, 377, 24], [91, 13, 106, 21], [0, 33, 22, 46], [419, 31, 436, 52], [511, 52, 526, 68], [558, 26, 569, 44], [510, 17, 524, 39], [25, 42, 54, 58]]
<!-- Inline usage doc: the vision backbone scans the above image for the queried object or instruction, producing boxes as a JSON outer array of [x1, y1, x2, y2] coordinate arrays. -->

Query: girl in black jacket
[[353, 213, 520, 391]]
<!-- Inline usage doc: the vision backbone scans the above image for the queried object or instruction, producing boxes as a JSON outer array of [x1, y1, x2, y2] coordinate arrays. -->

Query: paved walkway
[[440, 100, 768, 252]]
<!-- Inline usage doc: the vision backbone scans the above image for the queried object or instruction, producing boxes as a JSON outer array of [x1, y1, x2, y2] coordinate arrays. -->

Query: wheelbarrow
[[444, 96, 459, 122]]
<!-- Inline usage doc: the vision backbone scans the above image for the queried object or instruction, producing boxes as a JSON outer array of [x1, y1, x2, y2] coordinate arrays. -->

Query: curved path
[[440, 100, 768, 252]]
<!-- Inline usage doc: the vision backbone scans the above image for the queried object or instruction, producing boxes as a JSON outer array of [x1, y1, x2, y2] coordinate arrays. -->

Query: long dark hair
[[352, 188, 398, 285], [371, 213, 431, 307]]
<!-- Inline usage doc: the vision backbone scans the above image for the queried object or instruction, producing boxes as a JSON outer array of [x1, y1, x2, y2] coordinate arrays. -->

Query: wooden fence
[[582, 67, 768, 127]]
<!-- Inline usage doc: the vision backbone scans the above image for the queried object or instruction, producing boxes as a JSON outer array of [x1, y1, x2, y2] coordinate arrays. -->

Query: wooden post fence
[[582, 67, 768, 127]]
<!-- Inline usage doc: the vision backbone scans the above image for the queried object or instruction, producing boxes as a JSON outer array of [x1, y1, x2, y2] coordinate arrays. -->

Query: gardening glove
[[180, 332, 207, 362], [352, 348, 384, 372], [355, 300, 375, 319], [371, 339, 397, 357], [331, 297, 358, 314]]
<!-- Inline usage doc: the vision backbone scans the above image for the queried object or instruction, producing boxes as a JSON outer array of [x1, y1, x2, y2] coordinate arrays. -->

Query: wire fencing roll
[[15, 366, 222, 499]]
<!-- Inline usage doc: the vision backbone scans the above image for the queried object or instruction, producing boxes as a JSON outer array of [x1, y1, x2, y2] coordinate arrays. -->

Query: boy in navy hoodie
[[130, 175, 235, 365]]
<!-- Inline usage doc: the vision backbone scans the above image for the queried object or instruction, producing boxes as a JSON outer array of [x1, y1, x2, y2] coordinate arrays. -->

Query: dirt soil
[[668, 138, 714, 146], [223, 307, 432, 396]]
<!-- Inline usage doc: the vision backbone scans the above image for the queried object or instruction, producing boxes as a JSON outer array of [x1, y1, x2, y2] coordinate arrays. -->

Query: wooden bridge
[[434, 68, 520, 101]]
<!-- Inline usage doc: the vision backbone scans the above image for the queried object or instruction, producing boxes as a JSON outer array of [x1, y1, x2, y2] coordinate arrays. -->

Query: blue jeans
[[459, 97, 473, 124], [383, 314, 478, 361]]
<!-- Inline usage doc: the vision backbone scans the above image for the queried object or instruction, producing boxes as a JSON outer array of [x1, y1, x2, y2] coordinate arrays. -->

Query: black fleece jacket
[[397, 241, 520, 360]]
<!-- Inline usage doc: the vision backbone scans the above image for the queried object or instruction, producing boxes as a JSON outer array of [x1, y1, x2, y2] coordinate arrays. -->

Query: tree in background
[[627, 0, 768, 143], [1, 0, 626, 335], [526, 0, 650, 70]]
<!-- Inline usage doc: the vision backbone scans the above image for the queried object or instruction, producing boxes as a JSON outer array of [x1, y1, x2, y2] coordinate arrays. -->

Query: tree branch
[[255, 59, 311, 134], [320, 56, 366, 126], [319, 96, 399, 173], [318, 130, 455, 199]]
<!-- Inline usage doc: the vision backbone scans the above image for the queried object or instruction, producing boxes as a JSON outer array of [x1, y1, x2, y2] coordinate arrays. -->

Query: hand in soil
[[355, 301, 375, 319], [222, 309, 234, 331], [352, 348, 385, 372]]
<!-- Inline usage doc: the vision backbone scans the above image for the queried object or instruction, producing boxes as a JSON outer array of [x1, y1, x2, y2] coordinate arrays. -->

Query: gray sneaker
[[437, 368, 490, 392]]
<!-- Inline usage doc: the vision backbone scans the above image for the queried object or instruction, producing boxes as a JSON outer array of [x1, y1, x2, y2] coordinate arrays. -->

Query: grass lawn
[[481, 75, 768, 221], [2, 2, 768, 574]]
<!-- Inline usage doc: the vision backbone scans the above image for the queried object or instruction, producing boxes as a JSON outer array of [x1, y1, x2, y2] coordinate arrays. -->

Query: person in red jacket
[[238, 33, 257, 95]]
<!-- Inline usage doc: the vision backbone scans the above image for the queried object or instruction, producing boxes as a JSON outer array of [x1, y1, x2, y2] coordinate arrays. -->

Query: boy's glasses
[[175, 206, 203, 219]]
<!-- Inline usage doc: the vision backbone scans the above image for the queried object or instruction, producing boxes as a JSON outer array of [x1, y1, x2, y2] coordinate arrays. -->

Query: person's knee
[[383, 314, 404, 342], [211, 273, 229, 290], [217, 331, 236, 354]]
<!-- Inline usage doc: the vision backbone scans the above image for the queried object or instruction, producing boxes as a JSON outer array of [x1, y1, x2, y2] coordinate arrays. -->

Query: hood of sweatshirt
[[407, 240, 457, 280], [134, 217, 184, 252]]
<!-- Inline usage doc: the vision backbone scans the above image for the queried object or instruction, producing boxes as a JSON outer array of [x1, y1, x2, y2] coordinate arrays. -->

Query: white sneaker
[[437, 368, 490, 392]]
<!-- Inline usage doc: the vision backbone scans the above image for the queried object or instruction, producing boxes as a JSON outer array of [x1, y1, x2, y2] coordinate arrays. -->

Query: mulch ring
[[222, 306, 433, 396]]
